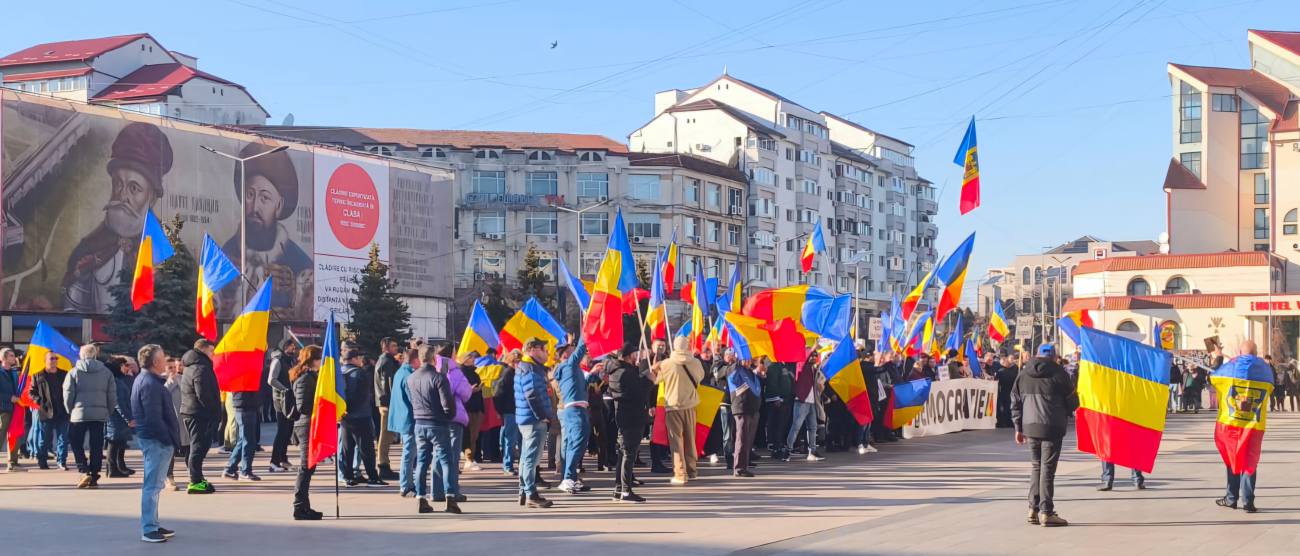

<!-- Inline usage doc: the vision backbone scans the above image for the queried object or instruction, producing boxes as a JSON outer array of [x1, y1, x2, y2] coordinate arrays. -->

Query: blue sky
[[4, 0, 1297, 292]]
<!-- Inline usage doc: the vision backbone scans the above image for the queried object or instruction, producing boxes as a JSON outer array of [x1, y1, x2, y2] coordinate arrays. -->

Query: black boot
[[526, 494, 553, 508], [293, 507, 323, 521], [418, 498, 435, 514]]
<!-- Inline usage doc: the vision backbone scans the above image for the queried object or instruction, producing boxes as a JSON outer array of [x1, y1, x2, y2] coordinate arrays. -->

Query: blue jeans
[[499, 414, 519, 472], [1225, 468, 1257, 506], [225, 409, 259, 475], [138, 437, 172, 536], [398, 430, 416, 494], [1100, 462, 1144, 486], [449, 423, 464, 476], [560, 407, 589, 482], [37, 416, 69, 467], [786, 400, 818, 453], [718, 406, 735, 467], [414, 423, 457, 499], [26, 411, 42, 456], [855, 422, 871, 447], [518, 420, 548, 495]]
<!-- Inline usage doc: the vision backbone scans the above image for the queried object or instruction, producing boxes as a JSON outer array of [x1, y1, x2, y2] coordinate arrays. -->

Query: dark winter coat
[[407, 364, 455, 425], [373, 352, 400, 408], [30, 370, 68, 421], [131, 371, 180, 448], [342, 364, 375, 422], [179, 349, 221, 420], [1011, 357, 1078, 440]]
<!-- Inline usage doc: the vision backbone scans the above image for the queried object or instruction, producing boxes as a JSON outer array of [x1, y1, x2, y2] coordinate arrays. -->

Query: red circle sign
[[325, 163, 380, 250]]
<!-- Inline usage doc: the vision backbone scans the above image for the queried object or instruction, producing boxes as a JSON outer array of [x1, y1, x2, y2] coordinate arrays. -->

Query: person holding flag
[[1012, 344, 1078, 527], [289, 344, 325, 521], [1212, 340, 1273, 513], [1, 349, 22, 473], [29, 350, 73, 470], [657, 336, 706, 485]]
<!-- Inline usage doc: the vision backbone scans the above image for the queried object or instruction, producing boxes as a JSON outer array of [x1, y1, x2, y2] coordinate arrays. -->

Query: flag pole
[[334, 456, 341, 519]]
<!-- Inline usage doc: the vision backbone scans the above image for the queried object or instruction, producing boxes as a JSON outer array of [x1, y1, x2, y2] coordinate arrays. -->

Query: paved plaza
[[2, 413, 1297, 555]]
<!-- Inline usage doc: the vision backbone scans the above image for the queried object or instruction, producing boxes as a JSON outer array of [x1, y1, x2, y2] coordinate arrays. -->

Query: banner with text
[[313, 152, 389, 322], [903, 378, 998, 439]]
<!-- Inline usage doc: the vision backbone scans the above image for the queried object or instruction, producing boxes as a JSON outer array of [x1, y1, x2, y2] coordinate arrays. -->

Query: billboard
[[1, 92, 451, 323]]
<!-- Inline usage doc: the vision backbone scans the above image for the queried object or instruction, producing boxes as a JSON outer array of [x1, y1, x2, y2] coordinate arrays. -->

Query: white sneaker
[[806, 452, 825, 462], [866, 445, 879, 453], [708, 454, 719, 464], [558, 479, 578, 494], [857, 444, 867, 455], [466, 462, 482, 472], [268, 463, 286, 473]]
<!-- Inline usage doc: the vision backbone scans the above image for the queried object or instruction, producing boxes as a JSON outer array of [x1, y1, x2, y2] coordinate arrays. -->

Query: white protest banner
[[902, 378, 998, 438]]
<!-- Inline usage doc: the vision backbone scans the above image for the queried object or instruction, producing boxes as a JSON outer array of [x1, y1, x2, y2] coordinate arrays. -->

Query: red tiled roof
[[92, 63, 236, 101], [1062, 294, 1242, 312], [628, 152, 747, 183], [247, 126, 628, 153], [0, 33, 151, 67], [1162, 158, 1205, 191], [1, 67, 93, 82], [1169, 63, 1292, 115], [1075, 251, 1277, 275], [666, 98, 786, 138], [1250, 29, 1300, 58]]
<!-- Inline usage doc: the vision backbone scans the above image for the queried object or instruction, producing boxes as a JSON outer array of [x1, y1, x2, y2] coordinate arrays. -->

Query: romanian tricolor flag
[[953, 116, 980, 215], [130, 209, 175, 310], [475, 354, 506, 431], [902, 310, 931, 358], [457, 300, 501, 359], [801, 290, 852, 343], [944, 314, 964, 356], [308, 312, 346, 469], [661, 229, 679, 294], [1057, 309, 1094, 345], [888, 295, 905, 353], [800, 220, 826, 273], [933, 232, 975, 323], [902, 265, 937, 321], [583, 209, 639, 358], [558, 258, 592, 312], [824, 339, 873, 426], [1211, 355, 1274, 475], [212, 278, 272, 392], [499, 297, 568, 356], [650, 383, 724, 456], [196, 234, 239, 341], [887, 378, 931, 429], [722, 312, 806, 363], [1075, 327, 1172, 473], [689, 262, 709, 352], [645, 255, 668, 341], [717, 261, 743, 314], [12, 322, 80, 453], [921, 316, 940, 360], [988, 292, 1010, 343]]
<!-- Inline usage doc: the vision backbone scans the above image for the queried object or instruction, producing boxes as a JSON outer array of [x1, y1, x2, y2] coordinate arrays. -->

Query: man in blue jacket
[[387, 347, 416, 497], [515, 338, 557, 508], [554, 338, 590, 494], [131, 344, 180, 543]]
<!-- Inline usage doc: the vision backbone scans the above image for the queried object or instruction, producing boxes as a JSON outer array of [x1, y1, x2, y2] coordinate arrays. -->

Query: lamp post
[[200, 144, 289, 304], [550, 197, 611, 279]]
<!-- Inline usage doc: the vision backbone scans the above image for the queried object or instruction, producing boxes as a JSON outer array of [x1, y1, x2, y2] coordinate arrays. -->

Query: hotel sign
[[1234, 295, 1300, 316]]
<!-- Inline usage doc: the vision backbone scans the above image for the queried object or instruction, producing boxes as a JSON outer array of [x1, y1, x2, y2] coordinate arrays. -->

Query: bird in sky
[[550, 41, 558, 49]]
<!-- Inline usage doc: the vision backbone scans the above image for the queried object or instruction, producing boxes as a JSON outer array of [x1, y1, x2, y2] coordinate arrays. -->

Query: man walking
[[1214, 340, 1272, 513], [656, 336, 705, 485], [64, 344, 116, 487], [554, 338, 590, 494], [267, 339, 298, 473], [1, 348, 24, 473], [131, 344, 180, 543], [341, 349, 384, 487], [1099, 461, 1145, 491], [179, 339, 221, 494], [1012, 344, 1078, 527], [30, 351, 71, 470], [373, 338, 401, 480], [786, 352, 825, 461], [407, 344, 460, 514]]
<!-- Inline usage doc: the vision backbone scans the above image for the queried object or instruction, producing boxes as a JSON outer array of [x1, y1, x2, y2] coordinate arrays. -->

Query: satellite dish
[[1157, 231, 1170, 254], [281, 113, 295, 126]]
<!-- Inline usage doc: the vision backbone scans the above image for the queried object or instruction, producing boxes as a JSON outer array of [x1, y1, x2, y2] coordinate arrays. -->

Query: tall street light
[[200, 144, 290, 304], [550, 197, 611, 322]]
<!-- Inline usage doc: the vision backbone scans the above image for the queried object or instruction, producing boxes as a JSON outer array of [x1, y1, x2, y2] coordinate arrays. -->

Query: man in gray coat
[[64, 343, 116, 488]]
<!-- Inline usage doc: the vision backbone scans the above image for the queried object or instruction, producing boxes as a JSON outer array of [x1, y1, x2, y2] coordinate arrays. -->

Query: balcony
[[795, 190, 822, 208], [919, 222, 938, 239], [886, 214, 905, 231], [918, 198, 938, 215], [886, 190, 905, 205], [887, 269, 906, 283]]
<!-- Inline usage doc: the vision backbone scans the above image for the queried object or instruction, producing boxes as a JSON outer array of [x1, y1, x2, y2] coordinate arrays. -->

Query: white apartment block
[[0, 33, 267, 125], [629, 74, 939, 321]]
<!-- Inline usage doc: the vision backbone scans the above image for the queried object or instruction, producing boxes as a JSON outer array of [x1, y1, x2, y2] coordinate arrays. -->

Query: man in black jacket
[[373, 338, 400, 479], [341, 349, 384, 487], [407, 344, 460, 514], [1012, 344, 1079, 528], [608, 344, 650, 502], [179, 339, 220, 494], [997, 354, 1019, 428], [267, 340, 298, 472], [30, 352, 70, 470]]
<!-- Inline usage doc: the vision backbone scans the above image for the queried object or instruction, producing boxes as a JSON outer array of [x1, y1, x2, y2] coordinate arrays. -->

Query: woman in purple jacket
[[439, 346, 472, 501]]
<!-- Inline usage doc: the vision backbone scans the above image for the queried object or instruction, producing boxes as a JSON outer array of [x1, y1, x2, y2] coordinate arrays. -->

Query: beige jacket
[[656, 337, 705, 410]]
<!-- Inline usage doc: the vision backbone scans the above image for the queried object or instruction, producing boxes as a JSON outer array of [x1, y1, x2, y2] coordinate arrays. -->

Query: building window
[[1179, 151, 1201, 179], [578, 150, 604, 162], [525, 213, 558, 236], [1212, 94, 1238, 112], [1284, 209, 1297, 235], [707, 220, 720, 243], [1126, 278, 1150, 296], [474, 148, 502, 159], [418, 146, 447, 158], [753, 167, 775, 186], [685, 179, 700, 204], [1021, 298, 1031, 313], [727, 224, 741, 246], [1255, 243, 1270, 252], [1255, 208, 1269, 239], [756, 137, 776, 151], [1034, 267, 1044, 285], [706, 183, 721, 209], [364, 144, 396, 156], [474, 210, 505, 235], [576, 172, 608, 198], [728, 187, 744, 215], [1179, 81, 1201, 143], [685, 217, 699, 239], [628, 174, 661, 200], [1255, 174, 1268, 204], [1241, 100, 1268, 169], [525, 171, 558, 196], [580, 212, 608, 236], [1117, 320, 1140, 335], [1165, 276, 1190, 295], [471, 170, 506, 195], [625, 213, 661, 239], [526, 150, 554, 161], [1021, 267, 1030, 284]]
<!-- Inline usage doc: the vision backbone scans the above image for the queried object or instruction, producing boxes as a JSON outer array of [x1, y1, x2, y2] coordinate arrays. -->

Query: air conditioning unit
[[632, 236, 645, 244], [484, 233, 504, 240], [580, 234, 590, 241], [597, 195, 609, 202], [695, 144, 712, 152]]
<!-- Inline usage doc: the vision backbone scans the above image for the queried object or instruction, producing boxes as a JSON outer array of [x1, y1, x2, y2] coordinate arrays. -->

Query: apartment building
[[0, 33, 267, 125], [250, 126, 746, 321], [629, 73, 939, 321]]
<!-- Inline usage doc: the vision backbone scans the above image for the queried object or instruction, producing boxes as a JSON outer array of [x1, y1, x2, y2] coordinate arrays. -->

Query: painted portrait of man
[[62, 122, 172, 313], [220, 143, 312, 319]]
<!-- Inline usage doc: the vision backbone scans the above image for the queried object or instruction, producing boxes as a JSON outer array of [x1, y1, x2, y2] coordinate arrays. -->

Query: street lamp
[[200, 144, 290, 304], [550, 197, 611, 279]]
